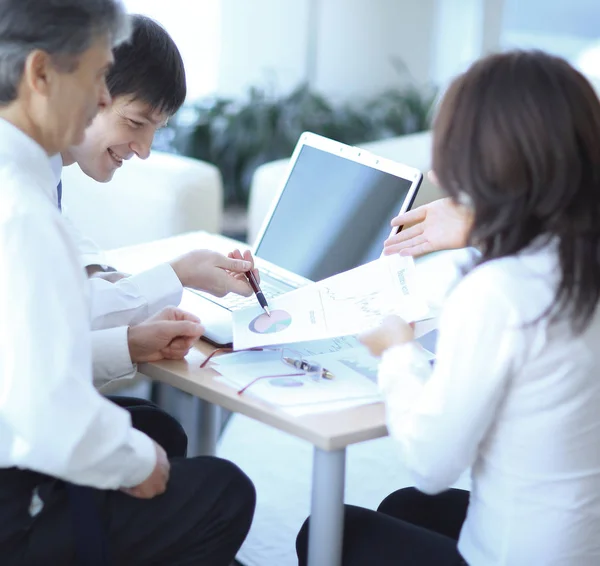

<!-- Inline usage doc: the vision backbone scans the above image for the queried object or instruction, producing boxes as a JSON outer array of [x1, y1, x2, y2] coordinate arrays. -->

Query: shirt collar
[[0, 118, 57, 203], [49, 153, 64, 186]]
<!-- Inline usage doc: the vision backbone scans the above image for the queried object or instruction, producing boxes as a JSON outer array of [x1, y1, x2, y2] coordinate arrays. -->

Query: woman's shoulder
[[452, 245, 557, 314]]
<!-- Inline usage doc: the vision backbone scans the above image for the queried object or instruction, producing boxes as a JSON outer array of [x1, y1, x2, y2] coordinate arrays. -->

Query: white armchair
[[61, 150, 224, 250], [247, 131, 442, 245]]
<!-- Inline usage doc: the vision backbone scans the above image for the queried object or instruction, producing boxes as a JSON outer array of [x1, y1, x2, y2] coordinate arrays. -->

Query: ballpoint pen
[[282, 357, 336, 380], [246, 270, 271, 317]]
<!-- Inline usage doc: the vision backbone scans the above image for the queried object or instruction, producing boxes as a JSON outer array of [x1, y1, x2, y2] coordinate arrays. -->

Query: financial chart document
[[232, 255, 429, 349]]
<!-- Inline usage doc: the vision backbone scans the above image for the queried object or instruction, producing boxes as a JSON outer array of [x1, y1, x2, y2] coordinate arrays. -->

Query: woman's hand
[[359, 315, 415, 357]]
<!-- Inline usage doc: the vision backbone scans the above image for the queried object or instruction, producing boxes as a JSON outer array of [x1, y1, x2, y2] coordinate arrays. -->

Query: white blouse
[[380, 241, 600, 565]]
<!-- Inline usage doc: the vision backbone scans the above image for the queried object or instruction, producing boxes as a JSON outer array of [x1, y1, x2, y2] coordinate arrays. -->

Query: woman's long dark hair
[[433, 50, 600, 333]]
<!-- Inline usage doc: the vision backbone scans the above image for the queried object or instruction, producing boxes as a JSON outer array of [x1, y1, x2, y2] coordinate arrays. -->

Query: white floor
[[218, 413, 470, 566]]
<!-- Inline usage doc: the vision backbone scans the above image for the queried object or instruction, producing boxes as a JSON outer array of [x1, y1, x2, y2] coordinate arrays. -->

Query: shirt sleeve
[[61, 212, 107, 269], [91, 327, 137, 388], [0, 211, 156, 489], [379, 268, 523, 494], [88, 263, 183, 330]]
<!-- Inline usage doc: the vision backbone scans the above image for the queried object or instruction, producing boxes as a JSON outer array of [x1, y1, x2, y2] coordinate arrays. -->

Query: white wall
[[123, 0, 221, 100], [431, 0, 505, 87], [312, 0, 437, 100], [126, 0, 506, 102], [216, 0, 505, 101], [217, 0, 312, 97], [216, 0, 439, 100]]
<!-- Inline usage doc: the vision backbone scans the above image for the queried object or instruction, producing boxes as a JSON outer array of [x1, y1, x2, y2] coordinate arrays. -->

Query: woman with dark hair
[[297, 50, 600, 565]]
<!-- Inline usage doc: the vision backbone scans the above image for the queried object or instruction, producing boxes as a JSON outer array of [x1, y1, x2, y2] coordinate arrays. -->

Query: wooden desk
[[106, 232, 389, 566], [141, 340, 387, 452], [140, 342, 387, 566]]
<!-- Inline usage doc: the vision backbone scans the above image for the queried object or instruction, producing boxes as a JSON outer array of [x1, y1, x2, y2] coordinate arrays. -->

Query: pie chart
[[248, 309, 292, 334]]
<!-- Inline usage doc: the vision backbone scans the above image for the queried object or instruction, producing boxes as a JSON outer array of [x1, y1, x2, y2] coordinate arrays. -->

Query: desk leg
[[188, 397, 220, 457], [307, 447, 346, 566]]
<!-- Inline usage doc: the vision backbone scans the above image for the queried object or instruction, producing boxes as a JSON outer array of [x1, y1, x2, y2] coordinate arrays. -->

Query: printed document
[[232, 254, 429, 349]]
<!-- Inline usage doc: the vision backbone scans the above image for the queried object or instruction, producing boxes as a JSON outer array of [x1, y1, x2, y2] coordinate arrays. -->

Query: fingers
[[390, 206, 427, 227], [382, 315, 415, 342], [226, 277, 253, 297], [228, 249, 260, 282], [219, 255, 252, 273], [122, 442, 170, 499], [242, 249, 255, 269], [357, 329, 382, 357], [148, 306, 202, 324], [384, 224, 424, 247], [159, 320, 205, 339], [163, 336, 198, 359], [383, 234, 431, 257], [395, 241, 435, 258], [170, 307, 202, 324], [242, 249, 261, 283]]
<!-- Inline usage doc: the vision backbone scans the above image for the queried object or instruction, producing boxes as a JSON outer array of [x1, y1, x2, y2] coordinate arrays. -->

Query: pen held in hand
[[246, 270, 271, 317]]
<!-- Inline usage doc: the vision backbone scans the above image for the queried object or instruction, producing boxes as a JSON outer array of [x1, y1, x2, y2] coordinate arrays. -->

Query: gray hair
[[0, 0, 131, 104]]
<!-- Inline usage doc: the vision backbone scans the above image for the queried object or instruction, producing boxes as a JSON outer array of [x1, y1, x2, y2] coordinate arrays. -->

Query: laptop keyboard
[[189, 278, 293, 311]]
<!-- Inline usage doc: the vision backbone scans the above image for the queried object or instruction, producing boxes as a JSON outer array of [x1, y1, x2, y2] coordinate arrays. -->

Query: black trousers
[[107, 395, 188, 459], [0, 397, 256, 565], [297, 488, 470, 566]]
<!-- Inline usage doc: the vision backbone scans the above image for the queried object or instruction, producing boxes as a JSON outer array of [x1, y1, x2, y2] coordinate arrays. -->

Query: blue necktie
[[57, 180, 62, 211]]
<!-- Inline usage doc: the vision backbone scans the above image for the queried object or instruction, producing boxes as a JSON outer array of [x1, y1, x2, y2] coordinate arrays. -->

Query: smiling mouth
[[108, 148, 123, 167]]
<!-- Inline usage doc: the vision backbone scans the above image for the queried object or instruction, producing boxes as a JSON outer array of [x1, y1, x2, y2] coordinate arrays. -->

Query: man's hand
[[127, 306, 205, 363], [228, 248, 259, 285], [170, 249, 253, 297], [383, 197, 473, 257], [359, 316, 415, 357], [122, 441, 170, 499]]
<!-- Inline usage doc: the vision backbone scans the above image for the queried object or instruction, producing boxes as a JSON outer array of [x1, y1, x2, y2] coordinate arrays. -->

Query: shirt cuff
[[81, 252, 108, 269], [92, 327, 136, 387], [119, 427, 157, 488], [127, 263, 183, 316], [379, 342, 432, 415]]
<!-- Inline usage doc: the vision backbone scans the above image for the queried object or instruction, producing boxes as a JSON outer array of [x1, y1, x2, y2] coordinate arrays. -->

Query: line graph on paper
[[339, 357, 379, 382], [319, 285, 388, 332]]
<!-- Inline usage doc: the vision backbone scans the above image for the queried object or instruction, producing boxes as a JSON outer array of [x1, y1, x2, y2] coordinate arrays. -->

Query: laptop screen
[[255, 144, 418, 282]]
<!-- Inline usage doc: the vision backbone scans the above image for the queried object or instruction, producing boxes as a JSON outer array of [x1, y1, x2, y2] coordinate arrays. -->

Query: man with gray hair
[[0, 1, 255, 564]]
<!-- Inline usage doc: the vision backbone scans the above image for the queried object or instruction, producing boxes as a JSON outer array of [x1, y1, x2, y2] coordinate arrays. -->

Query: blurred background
[[122, 0, 600, 234]]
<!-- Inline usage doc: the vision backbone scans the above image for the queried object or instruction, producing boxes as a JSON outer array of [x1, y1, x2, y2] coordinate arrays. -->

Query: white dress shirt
[[0, 119, 155, 488], [49, 155, 183, 386], [49, 154, 107, 268], [380, 241, 600, 565]]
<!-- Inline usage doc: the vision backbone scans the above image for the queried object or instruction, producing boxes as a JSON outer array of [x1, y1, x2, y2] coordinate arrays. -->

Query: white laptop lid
[[252, 132, 422, 283]]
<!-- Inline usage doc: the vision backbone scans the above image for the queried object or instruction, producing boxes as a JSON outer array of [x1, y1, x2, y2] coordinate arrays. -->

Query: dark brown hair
[[107, 14, 186, 117], [433, 50, 600, 333]]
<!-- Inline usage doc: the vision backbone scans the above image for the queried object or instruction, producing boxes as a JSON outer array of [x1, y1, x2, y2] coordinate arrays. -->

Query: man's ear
[[22, 49, 53, 96]]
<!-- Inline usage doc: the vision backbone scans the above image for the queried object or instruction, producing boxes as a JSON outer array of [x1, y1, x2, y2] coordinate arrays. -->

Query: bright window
[[501, 0, 600, 78], [122, 0, 221, 100]]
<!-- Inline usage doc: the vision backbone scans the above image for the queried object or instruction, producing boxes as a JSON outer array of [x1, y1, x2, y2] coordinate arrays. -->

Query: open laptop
[[188, 132, 423, 346]]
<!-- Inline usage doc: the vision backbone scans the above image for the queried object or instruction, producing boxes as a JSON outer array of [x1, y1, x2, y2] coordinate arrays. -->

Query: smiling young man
[[49, 15, 256, 506], [53, 16, 256, 395], [63, 14, 184, 183]]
